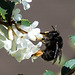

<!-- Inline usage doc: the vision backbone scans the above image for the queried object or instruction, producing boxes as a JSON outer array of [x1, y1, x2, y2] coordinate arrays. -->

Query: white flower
[[10, 38, 42, 62], [0, 25, 12, 51], [0, 20, 43, 62], [12, 9, 22, 22], [21, 0, 30, 10], [20, 0, 32, 10], [19, 21, 43, 41], [9, 0, 32, 10], [28, 28, 43, 41], [10, 25, 42, 62]]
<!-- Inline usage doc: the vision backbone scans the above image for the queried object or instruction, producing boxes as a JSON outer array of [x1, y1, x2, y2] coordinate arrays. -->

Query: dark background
[[0, 0, 75, 75]]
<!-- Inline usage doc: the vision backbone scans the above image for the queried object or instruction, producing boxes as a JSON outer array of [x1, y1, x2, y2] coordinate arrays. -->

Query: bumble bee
[[41, 26, 63, 64]]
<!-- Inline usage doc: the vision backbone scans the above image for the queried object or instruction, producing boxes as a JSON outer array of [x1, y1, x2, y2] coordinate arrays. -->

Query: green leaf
[[18, 19, 31, 26], [43, 70, 55, 75], [61, 59, 75, 75], [0, 7, 6, 19], [0, 0, 15, 21], [18, 74, 23, 75], [70, 35, 75, 44], [15, 2, 19, 5]]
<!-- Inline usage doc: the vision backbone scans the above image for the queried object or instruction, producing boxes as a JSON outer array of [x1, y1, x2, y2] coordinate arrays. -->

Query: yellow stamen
[[32, 50, 43, 57], [8, 26, 14, 40]]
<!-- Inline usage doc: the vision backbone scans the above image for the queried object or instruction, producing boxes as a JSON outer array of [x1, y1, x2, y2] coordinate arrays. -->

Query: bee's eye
[[53, 32, 56, 35]]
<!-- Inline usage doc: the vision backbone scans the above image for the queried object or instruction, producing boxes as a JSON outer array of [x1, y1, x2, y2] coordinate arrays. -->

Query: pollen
[[21, 36, 23, 38], [32, 50, 43, 57]]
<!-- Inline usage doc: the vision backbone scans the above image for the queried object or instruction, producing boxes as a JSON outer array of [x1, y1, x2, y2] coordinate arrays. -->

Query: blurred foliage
[[61, 59, 75, 75], [18, 19, 31, 26], [43, 70, 55, 75], [43, 59, 75, 75], [18, 74, 23, 75]]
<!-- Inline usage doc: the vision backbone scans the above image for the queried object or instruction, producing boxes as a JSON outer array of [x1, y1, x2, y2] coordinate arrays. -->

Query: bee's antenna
[[51, 25, 55, 31], [51, 25, 57, 31]]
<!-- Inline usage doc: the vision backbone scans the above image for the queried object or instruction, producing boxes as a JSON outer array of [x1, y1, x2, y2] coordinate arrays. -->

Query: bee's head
[[41, 25, 59, 38], [50, 25, 59, 37], [50, 31, 59, 37]]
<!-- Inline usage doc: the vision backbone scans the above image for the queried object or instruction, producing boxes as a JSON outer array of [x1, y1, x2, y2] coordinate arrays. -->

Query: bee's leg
[[40, 32, 46, 36], [57, 36, 63, 63], [58, 49, 62, 64], [53, 57, 58, 64], [53, 42, 59, 64], [54, 42, 58, 58], [53, 49, 62, 64], [41, 38, 46, 44]]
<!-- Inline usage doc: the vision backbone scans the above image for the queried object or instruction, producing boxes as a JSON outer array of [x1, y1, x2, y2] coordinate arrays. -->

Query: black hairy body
[[41, 27, 63, 64]]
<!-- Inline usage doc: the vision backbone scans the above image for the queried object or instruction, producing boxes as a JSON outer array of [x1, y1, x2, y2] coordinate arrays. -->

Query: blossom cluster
[[0, 0, 43, 62], [6, 0, 32, 10]]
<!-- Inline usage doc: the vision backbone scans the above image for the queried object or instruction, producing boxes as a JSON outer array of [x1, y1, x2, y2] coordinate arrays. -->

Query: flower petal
[[8, 26, 14, 40], [14, 14, 22, 21], [31, 56, 38, 62], [22, 1, 30, 10], [0, 25, 8, 39], [11, 49, 25, 62], [36, 34, 43, 40], [0, 40, 4, 49], [30, 21, 39, 29], [25, 0, 32, 2], [2, 39, 12, 51], [28, 28, 40, 41], [12, 9, 21, 16]]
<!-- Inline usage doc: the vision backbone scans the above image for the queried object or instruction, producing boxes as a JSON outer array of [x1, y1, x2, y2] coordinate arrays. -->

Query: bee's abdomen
[[41, 49, 55, 61]]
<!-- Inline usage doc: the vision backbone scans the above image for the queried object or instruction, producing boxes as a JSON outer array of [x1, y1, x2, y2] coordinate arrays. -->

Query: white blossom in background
[[9, 0, 32, 10], [12, 8, 22, 22], [21, 0, 32, 10]]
